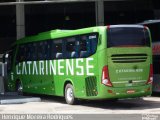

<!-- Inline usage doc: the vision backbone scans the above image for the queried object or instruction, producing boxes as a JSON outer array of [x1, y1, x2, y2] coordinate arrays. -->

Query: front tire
[[65, 84, 76, 105]]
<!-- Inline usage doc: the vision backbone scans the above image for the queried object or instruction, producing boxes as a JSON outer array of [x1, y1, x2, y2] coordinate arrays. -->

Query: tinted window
[[26, 44, 32, 60], [107, 27, 150, 47], [66, 37, 76, 52], [54, 39, 63, 59], [16, 45, 25, 62], [50, 41, 56, 59], [79, 33, 98, 58], [16, 33, 98, 62], [31, 43, 37, 60], [66, 37, 78, 58], [46, 41, 51, 59], [16, 43, 37, 62]]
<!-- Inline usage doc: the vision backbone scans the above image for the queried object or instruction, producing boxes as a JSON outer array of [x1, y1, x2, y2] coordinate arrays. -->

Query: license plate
[[127, 90, 135, 94]]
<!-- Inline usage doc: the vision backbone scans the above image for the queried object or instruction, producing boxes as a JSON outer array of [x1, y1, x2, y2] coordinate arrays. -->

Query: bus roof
[[16, 26, 102, 45], [139, 19, 160, 25], [109, 24, 144, 28], [15, 25, 145, 45]]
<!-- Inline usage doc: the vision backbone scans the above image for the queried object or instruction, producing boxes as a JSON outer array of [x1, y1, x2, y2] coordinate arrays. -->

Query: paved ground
[[0, 92, 41, 104], [0, 94, 160, 114]]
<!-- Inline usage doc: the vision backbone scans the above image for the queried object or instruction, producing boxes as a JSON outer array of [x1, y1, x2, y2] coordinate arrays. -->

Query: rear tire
[[16, 80, 23, 95], [65, 84, 76, 105]]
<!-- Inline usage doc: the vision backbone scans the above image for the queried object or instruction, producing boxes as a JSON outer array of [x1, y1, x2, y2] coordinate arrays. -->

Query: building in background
[[0, 0, 159, 53]]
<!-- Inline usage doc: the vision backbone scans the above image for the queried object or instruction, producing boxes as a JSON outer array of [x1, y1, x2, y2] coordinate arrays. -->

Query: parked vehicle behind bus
[[139, 20, 160, 92], [6, 25, 152, 104]]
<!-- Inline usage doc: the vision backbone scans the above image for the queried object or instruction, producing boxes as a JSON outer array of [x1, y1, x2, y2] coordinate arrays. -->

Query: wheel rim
[[66, 87, 73, 102]]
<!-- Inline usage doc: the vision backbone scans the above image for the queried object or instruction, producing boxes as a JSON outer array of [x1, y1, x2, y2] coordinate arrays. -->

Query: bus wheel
[[65, 84, 76, 105], [16, 81, 23, 95]]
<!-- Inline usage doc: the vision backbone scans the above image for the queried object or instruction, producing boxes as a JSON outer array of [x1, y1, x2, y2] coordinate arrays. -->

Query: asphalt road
[[0, 94, 160, 120]]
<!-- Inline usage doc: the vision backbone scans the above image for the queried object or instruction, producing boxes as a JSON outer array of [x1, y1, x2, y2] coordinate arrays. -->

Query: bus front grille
[[111, 54, 147, 63], [85, 76, 98, 96]]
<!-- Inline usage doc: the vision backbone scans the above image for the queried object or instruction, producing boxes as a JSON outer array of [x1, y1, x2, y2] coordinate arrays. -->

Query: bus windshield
[[107, 27, 150, 47]]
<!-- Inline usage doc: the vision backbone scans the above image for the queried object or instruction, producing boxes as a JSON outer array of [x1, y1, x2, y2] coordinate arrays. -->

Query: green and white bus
[[7, 25, 152, 104]]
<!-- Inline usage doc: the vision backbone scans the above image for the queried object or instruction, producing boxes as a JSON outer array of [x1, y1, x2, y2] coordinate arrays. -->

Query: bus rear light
[[144, 26, 148, 30], [107, 25, 110, 29], [146, 64, 153, 84], [101, 66, 113, 87]]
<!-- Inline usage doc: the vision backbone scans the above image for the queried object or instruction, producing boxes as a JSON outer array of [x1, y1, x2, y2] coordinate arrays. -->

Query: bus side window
[[16, 45, 25, 62], [79, 35, 88, 58], [54, 39, 63, 59], [38, 42, 44, 60], [79, 33, 98, 58], [37, 41, 49, 60], [45, 41, 50, 60], [29, 44, 33, 61], [50, 41, 56, 59], [21, 44, 30, 61], [88, 33, 98, 54], [32, 43, 37, 61], [26, 44, 32, 61], [66, 37, 78, 58]]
